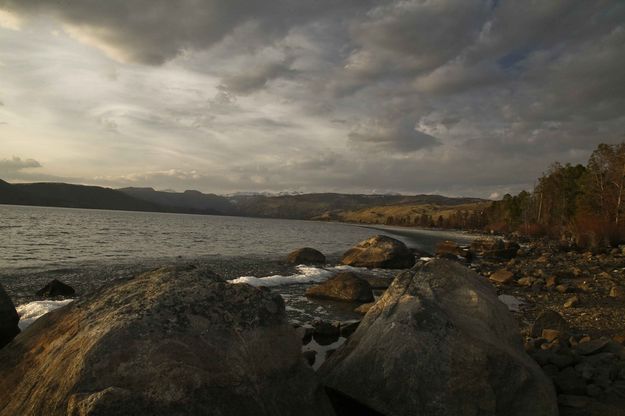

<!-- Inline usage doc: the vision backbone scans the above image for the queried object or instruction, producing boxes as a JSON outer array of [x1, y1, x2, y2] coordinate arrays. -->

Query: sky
[[0, 1, 624, 198]]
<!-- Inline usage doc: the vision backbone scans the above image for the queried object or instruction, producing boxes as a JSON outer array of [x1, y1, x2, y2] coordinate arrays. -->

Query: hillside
[[0, 182, 162, 212], [230, 193, 485, 220], [119, 187, 233, 215], [316, 201, 492, 226]]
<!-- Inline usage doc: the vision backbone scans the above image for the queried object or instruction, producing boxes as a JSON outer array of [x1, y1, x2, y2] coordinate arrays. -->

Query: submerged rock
[[340, 235, 414, 269], [0, 284, 20, 349], [286, 247, 326, 265], [36, 279, 76, 298], [319, 259, 558, 416], [0, 265, 334, 416], [305, 272, 374, 303]]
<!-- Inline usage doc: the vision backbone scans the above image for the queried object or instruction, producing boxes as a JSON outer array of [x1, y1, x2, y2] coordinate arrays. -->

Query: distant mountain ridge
[[0, 180, 487, 221]]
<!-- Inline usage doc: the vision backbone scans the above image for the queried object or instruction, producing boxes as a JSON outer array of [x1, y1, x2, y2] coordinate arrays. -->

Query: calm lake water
[[0, 204, 476, 271]]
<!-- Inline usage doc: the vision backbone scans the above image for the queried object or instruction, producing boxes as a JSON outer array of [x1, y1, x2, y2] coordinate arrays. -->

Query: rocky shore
[[1, 234, 624, 415]]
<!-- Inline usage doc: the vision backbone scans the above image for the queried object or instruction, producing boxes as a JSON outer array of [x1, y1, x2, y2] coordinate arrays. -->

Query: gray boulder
[[0, 265, 335, 416], [341, 235, 414, 269], [319, 259, 558, 416], [305, 272, 374, 303], [286, 247, 326, 265], [0, 284, 20, 348]]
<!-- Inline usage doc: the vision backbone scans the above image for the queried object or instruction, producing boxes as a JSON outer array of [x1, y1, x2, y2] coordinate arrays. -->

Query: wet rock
[[0, 284, 20, 349], [489, 269, 515, 284], [36, 279, 76, 298], [286, 247, 326, 265], [0, 266, 335, 416], [319, 260, 558, 416], [305, 272, 374, 303], [341, 235, 415, 269], [531, 310, 569, 338]]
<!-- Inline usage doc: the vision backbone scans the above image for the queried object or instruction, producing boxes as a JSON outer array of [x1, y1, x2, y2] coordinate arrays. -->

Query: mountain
[[119, 187, 234, 215], [0, 181, 162, 212], [0, 179, 488, 224]]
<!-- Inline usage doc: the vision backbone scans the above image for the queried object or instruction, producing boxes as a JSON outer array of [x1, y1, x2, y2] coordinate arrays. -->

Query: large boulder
[[0, 265, 335, 416], [0, 284, 20, 348], [340, 235, 414, 269], [319, 259, 558, 416], [286, 247, 326, 265], [305, 272, 374, 303]]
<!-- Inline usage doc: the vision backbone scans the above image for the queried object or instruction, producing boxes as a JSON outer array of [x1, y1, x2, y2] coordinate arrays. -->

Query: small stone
[[545, 275, 558, 288], [531, 310, 569, 338], [518, 277, 536, 287], [564, 295, 579, 308], [556, 284, 571, 294], [286, 247, 326, 265], [609, 286, 625, 299], [542, 329, 561, 342], [489, 269, 514, 284]]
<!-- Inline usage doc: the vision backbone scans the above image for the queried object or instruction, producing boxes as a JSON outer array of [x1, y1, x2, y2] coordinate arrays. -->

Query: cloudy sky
[[0, 1, 624, 198]]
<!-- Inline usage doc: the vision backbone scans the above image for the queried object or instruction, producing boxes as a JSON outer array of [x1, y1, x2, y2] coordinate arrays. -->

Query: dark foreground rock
[[0, 265, 335, 416], [286, 247, 326, 265], [340, 235, 415, 269], [305, 272, 374, 303], [36, 278, 76, 298], [0, 284, 20, 349], [319, 259, 558, 416]]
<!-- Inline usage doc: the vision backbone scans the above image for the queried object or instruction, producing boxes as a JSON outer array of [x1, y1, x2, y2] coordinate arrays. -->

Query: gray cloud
[[0, 156, 41, 171], [1, 1, 624, 198]]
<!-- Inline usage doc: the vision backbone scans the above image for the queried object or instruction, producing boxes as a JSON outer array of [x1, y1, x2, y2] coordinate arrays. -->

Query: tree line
[[481, 142, 625, 247], [383, 142, 625, 248]]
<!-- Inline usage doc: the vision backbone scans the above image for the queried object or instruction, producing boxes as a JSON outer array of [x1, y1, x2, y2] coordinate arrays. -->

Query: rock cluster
[[525, 310, 625, 415]]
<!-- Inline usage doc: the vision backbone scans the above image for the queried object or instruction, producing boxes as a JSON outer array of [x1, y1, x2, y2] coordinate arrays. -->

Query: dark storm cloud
[[2, 0, 625, 196]]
